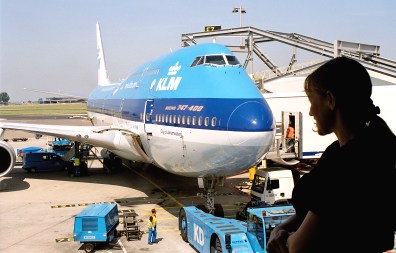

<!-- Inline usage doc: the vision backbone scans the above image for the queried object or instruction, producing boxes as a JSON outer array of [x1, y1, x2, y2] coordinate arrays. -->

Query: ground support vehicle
[[179, 205, 295, 253], [22, 151, 72, 172], [236, 166, 299, 221], [73, 204, 119, 253], [16, 146, 43, 164], [250, 167, 296, 205], [48, 137, 73, 156]]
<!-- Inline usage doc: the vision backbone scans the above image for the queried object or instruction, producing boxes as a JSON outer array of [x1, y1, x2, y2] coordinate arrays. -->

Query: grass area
[[0, 103, 87, 116]]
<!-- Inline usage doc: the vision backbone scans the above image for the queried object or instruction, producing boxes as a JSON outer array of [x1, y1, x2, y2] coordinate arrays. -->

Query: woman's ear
[[326, 90, 336, 111]]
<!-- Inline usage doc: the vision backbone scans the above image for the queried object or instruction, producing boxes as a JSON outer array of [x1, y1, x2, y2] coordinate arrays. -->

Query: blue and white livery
[[0, 23, 275, 202]]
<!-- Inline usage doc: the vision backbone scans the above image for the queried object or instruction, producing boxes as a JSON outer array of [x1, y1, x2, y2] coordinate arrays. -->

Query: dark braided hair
[[304, 56, 380, 129]]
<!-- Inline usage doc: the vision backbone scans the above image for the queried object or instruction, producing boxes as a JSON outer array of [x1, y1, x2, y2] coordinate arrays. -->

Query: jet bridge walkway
[[181, 26, 396, 82]]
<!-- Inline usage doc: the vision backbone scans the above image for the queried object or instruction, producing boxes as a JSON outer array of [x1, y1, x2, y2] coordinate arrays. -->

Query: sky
[[1, 0, 396, 102]]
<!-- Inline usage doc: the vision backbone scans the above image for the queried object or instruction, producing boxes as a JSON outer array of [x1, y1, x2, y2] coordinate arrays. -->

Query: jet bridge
[[181, 26, 396, 82]]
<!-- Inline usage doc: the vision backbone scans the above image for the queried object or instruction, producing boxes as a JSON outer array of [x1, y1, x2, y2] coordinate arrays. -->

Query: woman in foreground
[[266, 57, 396, 253]]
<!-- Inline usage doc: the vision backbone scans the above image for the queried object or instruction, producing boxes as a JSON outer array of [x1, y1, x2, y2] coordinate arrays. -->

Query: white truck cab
[[250, 167, 295, 205]]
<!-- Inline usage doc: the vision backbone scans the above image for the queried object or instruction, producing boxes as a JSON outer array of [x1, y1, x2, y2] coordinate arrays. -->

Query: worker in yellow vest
[[150, 209, 157, 243], [74, 156, 80, 176]]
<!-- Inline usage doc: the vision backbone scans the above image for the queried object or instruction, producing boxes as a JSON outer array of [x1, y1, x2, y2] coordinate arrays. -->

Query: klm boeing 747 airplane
[[0, 23, 274, 213]]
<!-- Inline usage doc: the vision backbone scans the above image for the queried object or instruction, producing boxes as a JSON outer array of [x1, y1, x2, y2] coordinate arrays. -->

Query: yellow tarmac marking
[[129, 169, 184, 208], [55, 237, 74, 243]]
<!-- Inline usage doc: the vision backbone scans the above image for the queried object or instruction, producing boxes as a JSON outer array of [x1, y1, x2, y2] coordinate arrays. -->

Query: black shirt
[[292, 123, 396, 252]]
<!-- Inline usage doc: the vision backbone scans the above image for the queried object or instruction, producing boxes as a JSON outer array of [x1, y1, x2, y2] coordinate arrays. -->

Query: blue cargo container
[[73, 204, 119, 253]]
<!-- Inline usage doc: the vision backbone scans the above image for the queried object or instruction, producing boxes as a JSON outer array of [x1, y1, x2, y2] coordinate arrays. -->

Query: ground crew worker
[[286, 123, 295, 152], [147, 216, 154, 244], [150, 208, 157, 243], [74, 155, 80, 176]]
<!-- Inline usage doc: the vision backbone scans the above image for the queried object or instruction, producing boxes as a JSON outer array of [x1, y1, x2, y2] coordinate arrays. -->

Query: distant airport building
[[38, 97, 86, 104]]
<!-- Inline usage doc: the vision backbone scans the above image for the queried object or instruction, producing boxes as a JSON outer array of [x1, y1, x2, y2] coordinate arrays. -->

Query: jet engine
[[0, 140, 16, 177]]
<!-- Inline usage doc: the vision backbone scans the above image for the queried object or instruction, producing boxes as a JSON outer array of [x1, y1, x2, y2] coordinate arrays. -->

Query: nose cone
[[227, 100, 274, 132], [223, 100, 274, 173], [227, 100, 274, 146]]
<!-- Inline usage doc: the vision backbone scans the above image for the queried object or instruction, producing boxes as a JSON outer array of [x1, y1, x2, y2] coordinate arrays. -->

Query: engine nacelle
[[100, 148, 111, 159], [0, 140, 16, 177]]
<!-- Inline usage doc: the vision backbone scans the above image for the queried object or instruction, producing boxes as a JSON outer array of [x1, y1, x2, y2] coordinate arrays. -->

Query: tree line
[[0, 92, 10, 104]]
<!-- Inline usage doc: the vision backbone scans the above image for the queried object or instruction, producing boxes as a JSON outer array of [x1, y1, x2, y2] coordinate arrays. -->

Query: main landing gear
[[196, 176, 224, 217]]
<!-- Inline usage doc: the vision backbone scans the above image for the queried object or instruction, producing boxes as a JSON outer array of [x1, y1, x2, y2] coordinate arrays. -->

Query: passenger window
[[211, 117, 217, 127], [161, 114, 165, 122], [192, 116, 196, 125], [165, 115, 169, 123], [182, 116, 185, 125], [173, 115, 177, 124], [187, 116, 191, 125], [204, 117, 209, 126], [198, 116, 203, 126]]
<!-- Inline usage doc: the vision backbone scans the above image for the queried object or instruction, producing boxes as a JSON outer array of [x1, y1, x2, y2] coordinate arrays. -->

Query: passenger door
[[144, 100, 154, 135]]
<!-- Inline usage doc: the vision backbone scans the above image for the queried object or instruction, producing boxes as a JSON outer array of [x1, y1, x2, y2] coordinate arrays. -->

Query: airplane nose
[[227, 100, 274, 145]]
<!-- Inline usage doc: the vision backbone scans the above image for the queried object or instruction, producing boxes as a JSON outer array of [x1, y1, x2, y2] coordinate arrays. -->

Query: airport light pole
[[232, 6, 246, 46]]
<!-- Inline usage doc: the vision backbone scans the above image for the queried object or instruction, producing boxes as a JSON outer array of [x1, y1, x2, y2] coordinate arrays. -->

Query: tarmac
[[0, 115, 252, 253], [1, 115, 396, 253]]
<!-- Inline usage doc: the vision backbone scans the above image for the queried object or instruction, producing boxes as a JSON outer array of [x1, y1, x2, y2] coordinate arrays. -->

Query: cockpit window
[[205, 55, 226, 65], [226, 55, 240, 65], [191, 54, 240, 67], [191, 56, 203, 67]]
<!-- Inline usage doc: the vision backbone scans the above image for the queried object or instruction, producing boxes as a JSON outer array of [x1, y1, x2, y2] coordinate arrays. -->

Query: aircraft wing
[[0, 121, 151, 164], [23, 88, 88, 100]]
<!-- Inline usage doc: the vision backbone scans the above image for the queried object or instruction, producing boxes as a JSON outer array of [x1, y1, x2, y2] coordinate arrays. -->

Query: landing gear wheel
[[83, 242, 95, 253], [213, 204, 224, 218], [196, 204, 209, 213], [210, 236, 222, 253], [179, 208, 188, 242]]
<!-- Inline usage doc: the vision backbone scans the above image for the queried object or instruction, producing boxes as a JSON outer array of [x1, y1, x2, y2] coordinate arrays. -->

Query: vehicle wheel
[[83, 242, 95, 253], [179, 208, 188, 242], [210, 236, 222, 253], [214, 204, 224, 218]]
